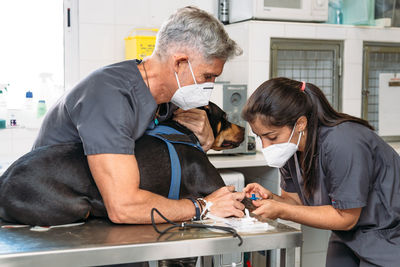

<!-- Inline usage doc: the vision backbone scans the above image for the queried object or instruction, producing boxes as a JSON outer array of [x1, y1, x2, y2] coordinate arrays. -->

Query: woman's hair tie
[[301, 81, 306, 92]]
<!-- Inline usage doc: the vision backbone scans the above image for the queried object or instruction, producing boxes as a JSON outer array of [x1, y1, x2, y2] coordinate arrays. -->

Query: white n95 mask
[[171, 60, 214, 110], [262, 124, 303, 168]]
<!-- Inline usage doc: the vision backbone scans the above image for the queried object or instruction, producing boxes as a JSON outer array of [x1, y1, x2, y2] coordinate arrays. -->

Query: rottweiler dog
[[0, 102, 246, 226]]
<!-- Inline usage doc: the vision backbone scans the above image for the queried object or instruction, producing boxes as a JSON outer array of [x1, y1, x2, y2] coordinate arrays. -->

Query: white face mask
[[261, 124, 303, 168], [171, 60, 214, 110]]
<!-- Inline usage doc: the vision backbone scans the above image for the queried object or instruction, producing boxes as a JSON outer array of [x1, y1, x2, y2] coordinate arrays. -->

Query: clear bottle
[[0, 89, 7, 121], [328, 0, 343, 24], [0, 86, 8, 129], [22, 91, 37, 129], [37, 100, 47, 118], [36, 100, 47, 129]]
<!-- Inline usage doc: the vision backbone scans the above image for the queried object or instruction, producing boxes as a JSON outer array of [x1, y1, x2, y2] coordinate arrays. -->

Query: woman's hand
[[173, 108, 214, 151], [244, 183, 273, 199], [204, 185, 245, 218], [251, 199, 284, 220]]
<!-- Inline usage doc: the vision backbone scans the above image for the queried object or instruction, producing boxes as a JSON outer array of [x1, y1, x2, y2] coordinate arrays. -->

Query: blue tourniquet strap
[[145, 124, 203, 200]]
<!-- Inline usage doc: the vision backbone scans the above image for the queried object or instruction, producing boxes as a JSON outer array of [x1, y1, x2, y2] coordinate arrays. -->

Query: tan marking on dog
[[212, 123, 245, 150]]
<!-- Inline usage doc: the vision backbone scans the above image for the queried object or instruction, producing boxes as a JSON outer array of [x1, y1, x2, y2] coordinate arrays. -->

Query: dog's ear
[[206, 102, 225, 118]]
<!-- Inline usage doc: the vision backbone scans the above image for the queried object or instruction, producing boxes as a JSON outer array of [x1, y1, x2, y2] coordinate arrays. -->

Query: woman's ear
[[296, 116, 308, 132]]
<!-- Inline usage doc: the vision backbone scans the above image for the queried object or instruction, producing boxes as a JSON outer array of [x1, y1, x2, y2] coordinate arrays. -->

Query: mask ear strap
[[288, 122, 297, 142], [174, 72, 181, 88], [187, 61, 198, 85], [296, 131, 303, 147]]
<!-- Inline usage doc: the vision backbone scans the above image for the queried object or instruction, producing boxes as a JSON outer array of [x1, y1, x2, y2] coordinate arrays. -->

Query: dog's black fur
[[0, 103, 245, 226]]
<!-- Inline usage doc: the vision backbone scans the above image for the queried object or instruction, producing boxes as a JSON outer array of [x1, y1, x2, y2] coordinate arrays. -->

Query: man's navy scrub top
[[33, 60, 174, 155], [280, 122, 400, 265]]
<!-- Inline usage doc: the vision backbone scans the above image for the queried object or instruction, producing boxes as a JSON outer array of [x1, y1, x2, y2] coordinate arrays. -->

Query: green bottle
[[37, 100, 47, 119]]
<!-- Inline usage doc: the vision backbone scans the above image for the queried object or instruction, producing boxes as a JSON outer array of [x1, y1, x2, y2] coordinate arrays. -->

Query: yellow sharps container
[[124, 28, 158, 60]]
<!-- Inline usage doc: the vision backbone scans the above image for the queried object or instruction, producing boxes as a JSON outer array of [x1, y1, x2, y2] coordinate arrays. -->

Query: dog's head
[[200, 102, 245, 150]]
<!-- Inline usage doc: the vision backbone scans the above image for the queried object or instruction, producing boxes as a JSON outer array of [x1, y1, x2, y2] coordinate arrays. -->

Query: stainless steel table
[[0, 219, 302, 267]]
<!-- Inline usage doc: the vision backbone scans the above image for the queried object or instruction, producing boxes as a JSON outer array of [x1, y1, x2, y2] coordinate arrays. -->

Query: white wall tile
[[115, 25, 136, 61], [79, 0, 115, 24], [345, 26, 372, 41], [342, 63, 363, 100], [115, 0, 151, 26], [315, 24, 346, 39], [226, 23, 250, 61], [344, 39, 363, 64], [79, 60, 116, 80], [284, 24, 317, 39], [190, 0, 217, 15], [218, 60, 249, 85], [342, 98, 362, 117], [148, 0, 190, 27], [249, 60, 269, 96], [79, 24, 115, 61], [249, 23, 283, 61], [361, 28, 400, 42], [253, 21, 286, 38]]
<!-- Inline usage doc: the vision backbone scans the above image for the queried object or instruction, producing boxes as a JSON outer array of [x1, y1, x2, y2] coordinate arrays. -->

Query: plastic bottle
[[328, 0, 343, 24], [0, 89, 7, 118], [37, 100, 47, 119], [0, 85, 8, 129], [22, 91, 37, 129]]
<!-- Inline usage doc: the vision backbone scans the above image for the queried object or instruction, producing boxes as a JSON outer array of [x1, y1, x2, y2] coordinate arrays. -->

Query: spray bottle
[[0, 84, 9, 129]]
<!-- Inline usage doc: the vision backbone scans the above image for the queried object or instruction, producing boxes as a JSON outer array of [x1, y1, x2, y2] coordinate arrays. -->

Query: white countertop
[[208, 151, 266, 169]]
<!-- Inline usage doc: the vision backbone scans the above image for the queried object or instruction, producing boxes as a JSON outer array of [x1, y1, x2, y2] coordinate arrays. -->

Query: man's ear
[[173, 54, 189, 73], [296, 116, 308, 132]]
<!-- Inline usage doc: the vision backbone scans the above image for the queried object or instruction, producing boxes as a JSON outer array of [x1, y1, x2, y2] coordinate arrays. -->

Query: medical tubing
[[150, 208, 243, 246]]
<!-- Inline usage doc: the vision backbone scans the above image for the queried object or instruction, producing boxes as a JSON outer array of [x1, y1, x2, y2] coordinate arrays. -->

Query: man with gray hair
[[33, 6, 244, 224]]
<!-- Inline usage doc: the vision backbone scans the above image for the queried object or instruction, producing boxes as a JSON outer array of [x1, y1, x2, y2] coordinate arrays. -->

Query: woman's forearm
[[270, 193, 301, 205], [278, 202, 361, 231]]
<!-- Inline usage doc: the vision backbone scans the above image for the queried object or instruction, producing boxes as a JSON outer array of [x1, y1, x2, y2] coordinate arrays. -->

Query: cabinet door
[[362, 43, 400, 140], [270, 39, 343, 110]]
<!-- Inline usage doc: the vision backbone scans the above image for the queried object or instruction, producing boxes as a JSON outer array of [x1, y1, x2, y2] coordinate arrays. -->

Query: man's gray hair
[[154, 6, 242, 61]]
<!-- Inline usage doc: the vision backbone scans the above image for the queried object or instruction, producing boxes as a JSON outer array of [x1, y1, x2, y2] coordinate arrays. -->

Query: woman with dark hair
[[242, 77, 400, 266]]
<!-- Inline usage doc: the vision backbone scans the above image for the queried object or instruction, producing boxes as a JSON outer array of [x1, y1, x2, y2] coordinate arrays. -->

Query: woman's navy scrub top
[[280, 121, 400, 266]]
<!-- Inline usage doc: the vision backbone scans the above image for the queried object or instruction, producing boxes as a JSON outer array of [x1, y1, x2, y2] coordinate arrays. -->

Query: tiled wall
[[76, 0, 217, 81], [220, 21, 400, 119]]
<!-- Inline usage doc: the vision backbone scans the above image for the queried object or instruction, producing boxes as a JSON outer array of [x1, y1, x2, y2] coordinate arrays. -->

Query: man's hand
[[173, 108, 214, 151], [204, 185, 246, 218]]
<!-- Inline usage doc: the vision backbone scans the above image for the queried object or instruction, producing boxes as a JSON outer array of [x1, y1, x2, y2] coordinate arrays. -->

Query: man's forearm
[[107, 189, 196, 224]]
